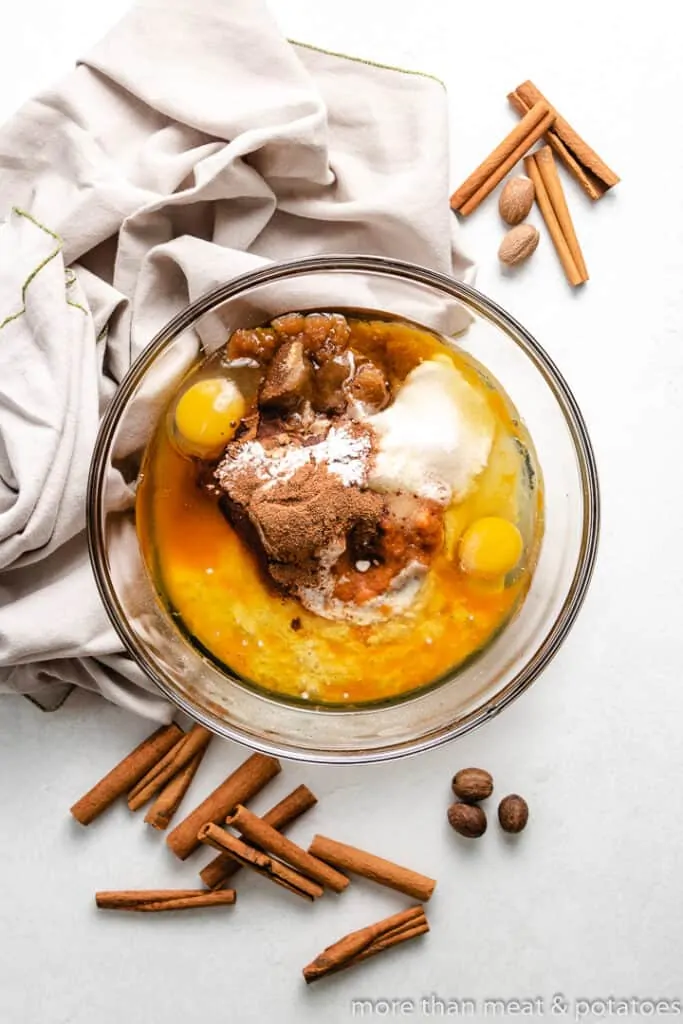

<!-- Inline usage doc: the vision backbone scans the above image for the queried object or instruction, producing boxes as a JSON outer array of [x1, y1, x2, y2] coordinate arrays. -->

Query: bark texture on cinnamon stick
[[144, 749, 207, 830], [200, 784, 317, 890], [303, 906, 429, 983], [226, 805, 349, 893], [166, 752, 280, 860], [534, 145, 588, 280], [95, 889, 236, 912], [70, 723, 184, 826], [199, 823, 323, 900], [450, 101, 554, 216], [524, 151, 587, 287], [308, 834, 436, 901], [508, 90, 604, 201], [509, 80, 619, 199], [128, 724, 212, 811]]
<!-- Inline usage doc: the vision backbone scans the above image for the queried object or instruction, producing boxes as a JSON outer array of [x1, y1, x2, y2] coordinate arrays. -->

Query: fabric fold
[[0, 0, 473, 719]]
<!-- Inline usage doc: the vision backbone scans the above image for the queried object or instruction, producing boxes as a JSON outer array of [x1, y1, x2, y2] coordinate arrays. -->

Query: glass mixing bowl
[[87, 255, 599, 763]]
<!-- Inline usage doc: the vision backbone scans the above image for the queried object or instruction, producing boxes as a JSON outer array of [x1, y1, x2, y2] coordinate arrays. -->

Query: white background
[[2, 1, 682, 1022]]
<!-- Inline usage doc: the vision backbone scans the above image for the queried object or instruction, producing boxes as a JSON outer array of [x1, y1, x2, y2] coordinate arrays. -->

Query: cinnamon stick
[[524, 153, 585, 287], [200, 784, 317, 890], [303, 906, 429, 983], [508, 89, 605, 201], [166, 752, 281, 860], [451, 101, 554, 216], [352, 919, 429, 965], [70, 723, 184, 826], [226, 805, 349, 893], [144, 749, 206, 830], [308, 834, 436, 902], [198, 823, 323, 901], [128, 725, 212, 810], [512, 80, 619, 197], [95, 889, 236, 912], [534, 145, 588, 281]]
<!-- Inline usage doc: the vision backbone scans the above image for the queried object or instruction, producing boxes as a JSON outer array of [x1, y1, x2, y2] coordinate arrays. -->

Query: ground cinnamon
[[95, 889, 236, 912], [226, 804, 349, 892], [166, 752, 281, 860], [70, 723, 184, 826], [308, 834, 436, 901], [303, 906, 429, 983], [128, 724, 212, 811], [198, 823, 323, 900], [200, 784, 317, 889], [144, 749, 207, 830]]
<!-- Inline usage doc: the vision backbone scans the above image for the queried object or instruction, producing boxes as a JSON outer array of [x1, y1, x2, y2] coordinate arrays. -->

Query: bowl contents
[[137, 310, 543, 705]]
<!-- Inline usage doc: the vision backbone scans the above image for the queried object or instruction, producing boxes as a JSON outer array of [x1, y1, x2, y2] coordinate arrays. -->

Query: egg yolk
[[174, 378, 246, 457], [459, 516, 523, 578]]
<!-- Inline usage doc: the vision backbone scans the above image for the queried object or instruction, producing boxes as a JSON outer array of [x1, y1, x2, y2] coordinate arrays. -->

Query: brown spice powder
[[251, 464, 384, 565]]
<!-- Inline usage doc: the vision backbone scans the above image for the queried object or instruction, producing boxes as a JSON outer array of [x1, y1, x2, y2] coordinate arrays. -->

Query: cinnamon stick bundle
[[128, 724, 212, 811], [144, 750, 206, 830], [525, 148, 588, 286], [70, 723, 184, 826], [308, 834, 436, 902], [226, 805, 349, 893], [200, 784, 317, 890], [166, 752, 281, 860], [95, 889, 236, 912], [198, 823, 323, 901], [303, 906, 429, 983], [450, 100, 555, 216], [509, 80, 619, 200]]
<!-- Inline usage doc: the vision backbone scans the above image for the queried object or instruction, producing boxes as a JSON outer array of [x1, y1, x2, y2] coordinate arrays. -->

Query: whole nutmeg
[[498, 224, 539, 267], [499, 175, 535, 225], [451, 767, 493, 804], [447, 802, 487, 838], [498, 794, 529, 834]]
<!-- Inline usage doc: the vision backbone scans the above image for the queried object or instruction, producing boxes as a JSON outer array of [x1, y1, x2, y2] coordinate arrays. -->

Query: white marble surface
[[2, 1, 683, 1021]]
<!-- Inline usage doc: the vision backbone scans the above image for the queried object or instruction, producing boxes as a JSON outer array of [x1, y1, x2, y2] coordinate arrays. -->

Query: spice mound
[[202, 312, 498, 623]]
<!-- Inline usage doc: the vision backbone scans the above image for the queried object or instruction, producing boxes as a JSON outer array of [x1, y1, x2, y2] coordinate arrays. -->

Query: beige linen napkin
[[0, 0, 473, 719]]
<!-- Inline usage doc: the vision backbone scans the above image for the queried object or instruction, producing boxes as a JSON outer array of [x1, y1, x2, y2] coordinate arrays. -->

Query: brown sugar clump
[[348, 362, 390, 412], [259, 340, 311, 410]]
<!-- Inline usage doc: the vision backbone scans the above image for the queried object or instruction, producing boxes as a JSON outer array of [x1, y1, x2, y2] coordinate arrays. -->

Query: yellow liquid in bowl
[[137, 317, 543, 706]]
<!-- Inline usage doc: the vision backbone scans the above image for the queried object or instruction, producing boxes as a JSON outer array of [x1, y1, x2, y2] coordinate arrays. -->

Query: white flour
[[217, 424, 372, 489]]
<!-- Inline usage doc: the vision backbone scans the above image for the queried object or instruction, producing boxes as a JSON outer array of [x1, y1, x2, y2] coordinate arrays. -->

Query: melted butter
[[137, 317, 543, 706]]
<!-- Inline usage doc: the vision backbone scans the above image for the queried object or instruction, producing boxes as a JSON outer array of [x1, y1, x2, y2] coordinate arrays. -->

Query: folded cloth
[[0, 0, 473, 720]]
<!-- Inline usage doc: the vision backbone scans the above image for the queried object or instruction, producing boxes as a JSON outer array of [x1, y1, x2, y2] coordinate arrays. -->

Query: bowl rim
[[87, 253, 600, 763]]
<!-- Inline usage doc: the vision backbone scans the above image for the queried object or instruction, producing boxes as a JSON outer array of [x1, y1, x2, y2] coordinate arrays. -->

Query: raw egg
[[459, 516, 523, 578], [173, 378, 246, 458]]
